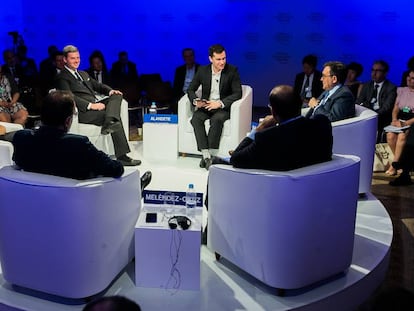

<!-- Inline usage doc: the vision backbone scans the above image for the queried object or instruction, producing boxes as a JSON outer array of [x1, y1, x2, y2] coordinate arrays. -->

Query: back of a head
[[324, 61, 347, 84], [41, 90, 75, 127], [83, 296, 141, 311], [269, 85, 302, 120]]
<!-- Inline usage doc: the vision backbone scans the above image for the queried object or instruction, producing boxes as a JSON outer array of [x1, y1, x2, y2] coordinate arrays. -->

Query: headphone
[[168, 216, 192, 230]]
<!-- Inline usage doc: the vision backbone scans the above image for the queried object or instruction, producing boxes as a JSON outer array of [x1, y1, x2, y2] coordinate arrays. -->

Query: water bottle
[[149, 101, 157, 114], [185, 183, 197, 217]]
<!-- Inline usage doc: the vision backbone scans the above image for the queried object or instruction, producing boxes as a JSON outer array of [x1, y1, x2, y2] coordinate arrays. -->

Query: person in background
[[345, 61, 363, 99], [187, 44, 242, 170], [87, 50, 111, 86], [357, 60, 397, 143], [0, 66, 28, 125], [400, 56, 414, 87], [306, 61, 355, 122], [293, 54, 323, 105], [384, 69, 414, 176], [173, 47, 199, 112]]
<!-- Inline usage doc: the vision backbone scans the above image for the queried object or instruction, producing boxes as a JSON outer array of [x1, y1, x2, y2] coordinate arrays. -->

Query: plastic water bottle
[[149, 101, 157, 114], [186, 183, 197, 216]]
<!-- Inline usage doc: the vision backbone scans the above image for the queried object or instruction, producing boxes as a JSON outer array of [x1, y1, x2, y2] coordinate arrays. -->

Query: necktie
[[301, 76, 309, 98], [74, 71, 82, 81], [95, 71, 99, 81], [371, 84, 379, 110]]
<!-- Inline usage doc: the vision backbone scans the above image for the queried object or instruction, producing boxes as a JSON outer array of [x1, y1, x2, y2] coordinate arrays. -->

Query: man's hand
[[109, 89, 123, 96], [204, 100, 222, 111], [195, 99, 207, 108], [308, 97, 319, 108], [89, 103, 106, 110], [256, 115, 277, 131]]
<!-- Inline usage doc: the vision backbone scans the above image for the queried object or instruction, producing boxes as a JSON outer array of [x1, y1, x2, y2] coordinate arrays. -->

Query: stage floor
[[0, 142, 393, 311]]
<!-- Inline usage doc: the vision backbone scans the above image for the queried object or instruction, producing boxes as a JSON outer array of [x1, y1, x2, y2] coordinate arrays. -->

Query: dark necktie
[[371, 84, 379, 105], [74, 71, 83, 81], [301, 76, 309, 98], [95, 71, 99, 81]]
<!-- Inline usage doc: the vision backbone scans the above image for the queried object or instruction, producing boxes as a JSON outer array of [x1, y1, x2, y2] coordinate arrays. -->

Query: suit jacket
[[55, 68, 113, 113], [173, 63, 199, 100], [357, 80, 397, 118], [187, 64, 242, 110], [307, 85, 355, 122], [86, 68, 112, 87], [12, 127, 124, 180], [294, 70, 323, 99], [230, 115, 332, 170], [110, 61, 138, 89]]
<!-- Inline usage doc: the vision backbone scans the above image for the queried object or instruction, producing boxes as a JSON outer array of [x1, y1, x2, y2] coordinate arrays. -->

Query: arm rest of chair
[[0, 122, 23, 133], [0, 141, 13, 167], [229, 85, 253, 141]]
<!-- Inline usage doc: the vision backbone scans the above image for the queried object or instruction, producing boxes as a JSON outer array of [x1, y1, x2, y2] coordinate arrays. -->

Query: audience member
[[385, 69, 414, 176], [187, 44, 242, 170], [55, 45, 140, 166], [306, 61, 355, 122], [87, 50, 111, 86], [345, 61, 363, 98], [83, 295, 141, 311], [39, 50, 65, 95], [389, 129, 414, 186], [293, 54, 323, 104], [110, 51, 139, 90], [400, 56, 414, 87], [173, 48, 199, 109], [39, 45, 59, 76], [15, 44, 38, 87], [357, 60, 397, 142], [12, 90, 151, 188], [0, 66, 28, 125], [229, 85, 332, 170], [2, 49, 24, 86]]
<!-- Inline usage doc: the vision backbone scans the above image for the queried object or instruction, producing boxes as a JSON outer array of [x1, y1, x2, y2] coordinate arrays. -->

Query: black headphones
[[168, 216, 192, 230]]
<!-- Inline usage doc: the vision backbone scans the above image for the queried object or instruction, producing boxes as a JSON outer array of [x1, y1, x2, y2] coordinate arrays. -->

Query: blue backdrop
[[0, 0, 411, 106]]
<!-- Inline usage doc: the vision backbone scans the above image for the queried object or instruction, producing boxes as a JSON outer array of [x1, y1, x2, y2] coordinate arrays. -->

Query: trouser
[[78, 94, 130, 158], [190, 108, 230, 151]]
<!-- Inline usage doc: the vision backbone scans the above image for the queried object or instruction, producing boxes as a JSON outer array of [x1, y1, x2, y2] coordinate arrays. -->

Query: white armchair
[[0, 122, 23, 167], [0, 166, 141, 299], [69, 98, 130, 156], [207, 155, 360, 292], [178, 85, 253, 157]]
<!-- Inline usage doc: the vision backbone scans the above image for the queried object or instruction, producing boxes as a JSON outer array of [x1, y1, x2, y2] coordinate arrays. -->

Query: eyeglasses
[[321, 74, 333, 78]]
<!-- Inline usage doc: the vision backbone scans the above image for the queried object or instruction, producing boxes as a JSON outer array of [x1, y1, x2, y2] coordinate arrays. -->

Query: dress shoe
[[389, 174, 413, 186], [117, 155, 141, 166], [140, 171, 152, 191], [204, 158, 212, 170], [212, 156, 231, 165], [199, 158, 206, 168], [101, 120, 122, 135]]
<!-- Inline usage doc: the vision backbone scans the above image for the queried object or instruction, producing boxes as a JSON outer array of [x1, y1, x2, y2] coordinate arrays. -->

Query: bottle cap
[[188, 183, 194, 189]]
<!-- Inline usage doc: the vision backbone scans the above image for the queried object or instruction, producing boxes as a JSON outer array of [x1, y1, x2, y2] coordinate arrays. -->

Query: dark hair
[[208, 44, 225, 57], [41, 90, 75, 127], [302, 54, 318, 68], [83, 296, 141, 311], [269, 85, 302, 120], [407, 56, 414, 70], [89, 50, 108, 70], [373, 60, 390, 73], [182, 47, 194, 56], [324, 61, 347, 84], [347, 62, 363, 77]]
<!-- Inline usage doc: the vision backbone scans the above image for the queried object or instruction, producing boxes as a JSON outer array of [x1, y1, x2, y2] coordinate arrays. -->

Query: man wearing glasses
[[357, 60, 397, 142], [306, 61, 355, 122]]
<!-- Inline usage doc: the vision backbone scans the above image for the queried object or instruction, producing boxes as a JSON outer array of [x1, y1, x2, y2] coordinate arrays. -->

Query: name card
[[142, 190, 203, 207], [143, 114, 178, 124]]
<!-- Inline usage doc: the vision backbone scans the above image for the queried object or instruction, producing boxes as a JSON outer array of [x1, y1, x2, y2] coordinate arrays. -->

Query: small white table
[[135, 204, 202, 291], [143, 114, 178, 161]]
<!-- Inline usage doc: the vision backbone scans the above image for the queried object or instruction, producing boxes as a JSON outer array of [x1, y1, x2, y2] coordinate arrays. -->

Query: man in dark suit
[[173, 48, 199, 107], [12, 90, 152, 189], [110, 51, 139, 89], [293, 54, 323, 104], [187, 44, 242, 169], [230, 85, 332, 170], [357, 60, 397, 142], [86, 52, 111, 86], [55, 45, 140, 166], [306, 61, 355, 122]]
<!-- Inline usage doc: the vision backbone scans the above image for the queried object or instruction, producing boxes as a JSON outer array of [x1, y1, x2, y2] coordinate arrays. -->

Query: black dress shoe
[[212, 156, 230, 165], [101, 120, 122, 135], [199, 158, 206, 168], [140, 171, 152, 191], [117, 155, 141, 166], [389, 174, 413, 186], [204, 158, 212, 170]]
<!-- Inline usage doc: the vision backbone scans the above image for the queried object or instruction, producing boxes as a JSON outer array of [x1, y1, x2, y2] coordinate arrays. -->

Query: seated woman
[[385, 69, 414, 176], [0, 67, 28, 126], [345, 62, 363, 99]]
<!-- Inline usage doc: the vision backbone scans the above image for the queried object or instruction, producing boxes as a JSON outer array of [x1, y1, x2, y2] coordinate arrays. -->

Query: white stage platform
[[0, 141, 393, 311]]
